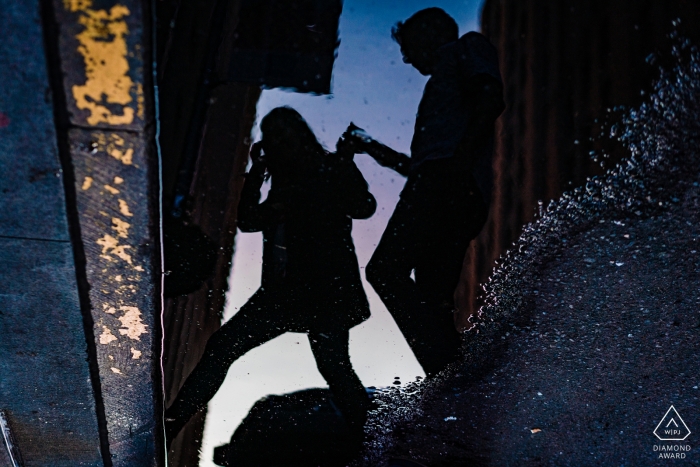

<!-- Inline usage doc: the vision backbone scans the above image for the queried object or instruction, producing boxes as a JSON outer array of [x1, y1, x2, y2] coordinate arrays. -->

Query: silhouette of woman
[[165, 106, 376, 443]]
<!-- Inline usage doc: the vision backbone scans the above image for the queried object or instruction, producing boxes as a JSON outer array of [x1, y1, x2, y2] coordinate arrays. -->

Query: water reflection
[[160, 1, 489, 465], [165, 107, 375, 446], [342, 9, 503, 376]]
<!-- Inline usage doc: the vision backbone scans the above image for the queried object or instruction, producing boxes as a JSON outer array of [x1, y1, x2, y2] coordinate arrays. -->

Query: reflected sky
[[201, 1, 484, 464]]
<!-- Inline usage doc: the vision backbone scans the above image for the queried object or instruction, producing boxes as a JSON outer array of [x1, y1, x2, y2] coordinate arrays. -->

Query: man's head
[[391, 8, 458, 75]]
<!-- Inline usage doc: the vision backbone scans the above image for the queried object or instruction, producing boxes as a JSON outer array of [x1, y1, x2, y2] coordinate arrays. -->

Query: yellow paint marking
[[112, 217, 130, 238], [118, 199, 133, 217], [136, 83, 144, 119], [114, 176, 124, 184], [96, 234, 132, 264], [82, 176, 93, 190], [99, 325, 117, 344], [117, 306, 148, 340], [110, 367, 122, 374], [63, 0, 91, 11], [105, 306, 116, 314], [114, 275, 122, 282], [104, 184, 120, 194], [108, 355, 114, 360], [130, 348, 142, 360], [110, 147, 133, 164], [68, 0, 135, 125], [134, 265, 144, 272], [92, 133, 134, 165]]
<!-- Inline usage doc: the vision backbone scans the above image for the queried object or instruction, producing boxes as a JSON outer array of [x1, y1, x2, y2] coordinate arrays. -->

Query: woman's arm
[[237, 160, 268, 232], [344, 164, 377, 219], [237, 144, 283, 232], [328, 158, 377, 220]]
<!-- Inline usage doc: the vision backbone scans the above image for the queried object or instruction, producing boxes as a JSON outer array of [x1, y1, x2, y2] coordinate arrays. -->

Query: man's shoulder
[[438, 32, 490, 53], [460, 31, 490, 43], [457, 31, 497, 56], [441, 31, 501, 83], [437, 32, 496, 66]]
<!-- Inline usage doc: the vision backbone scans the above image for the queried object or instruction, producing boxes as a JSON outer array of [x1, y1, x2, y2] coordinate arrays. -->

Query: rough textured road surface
[[363, 41, 700, 467], [371, 181, 700, 466]]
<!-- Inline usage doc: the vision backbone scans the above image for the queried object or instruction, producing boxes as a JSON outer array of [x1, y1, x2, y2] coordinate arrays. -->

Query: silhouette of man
[[339, 8, 504, 376], [165, 107, 376, 443]]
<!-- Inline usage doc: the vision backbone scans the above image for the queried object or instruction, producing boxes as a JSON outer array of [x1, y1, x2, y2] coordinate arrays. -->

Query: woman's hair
[[260, 106, 326, 167], [391, 8, 458, 51]]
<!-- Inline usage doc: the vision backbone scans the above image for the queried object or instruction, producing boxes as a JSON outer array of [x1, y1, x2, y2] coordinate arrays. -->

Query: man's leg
[[165, 290, 288, 440], [308, 330, 372, 436], [367, 163, 488, 376], [412, 172, 488, 373], [365, 192, 451, 375]]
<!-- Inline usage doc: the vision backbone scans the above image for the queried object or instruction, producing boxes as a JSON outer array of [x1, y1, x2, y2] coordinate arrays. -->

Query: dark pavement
[[362, 38, 700, 467]]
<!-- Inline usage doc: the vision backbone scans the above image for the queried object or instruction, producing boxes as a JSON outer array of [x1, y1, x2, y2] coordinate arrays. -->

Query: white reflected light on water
[[200, 1, 484, 464]]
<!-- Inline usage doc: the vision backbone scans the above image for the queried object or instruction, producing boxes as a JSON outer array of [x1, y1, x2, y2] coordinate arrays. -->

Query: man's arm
[[362, 141, 412, 177], [336, 131, 412, 177]]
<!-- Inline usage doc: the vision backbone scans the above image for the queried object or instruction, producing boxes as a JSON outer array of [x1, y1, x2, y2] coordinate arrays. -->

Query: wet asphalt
[[367, 181, 700, 466]]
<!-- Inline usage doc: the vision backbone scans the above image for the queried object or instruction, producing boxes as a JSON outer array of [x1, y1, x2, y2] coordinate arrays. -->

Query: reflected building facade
[[458, 0, 700, 325]]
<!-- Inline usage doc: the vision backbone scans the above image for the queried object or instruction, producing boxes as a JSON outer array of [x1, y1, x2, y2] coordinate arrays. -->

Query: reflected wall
[[460, 0, 700, 325]]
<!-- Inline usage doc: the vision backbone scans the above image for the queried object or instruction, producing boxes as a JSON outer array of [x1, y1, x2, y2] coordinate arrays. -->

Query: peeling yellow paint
[[97, 234, 132, 264], [110, 367, 122, 374], [99, 326, 117, 344], [136, 83, 144, 119], [113, 176, 124, 185], [82, 176, 93, 190], [104, 184, 120, 194], [130, 348, 142, 360], [110, 147, 133, 164], [114, 275, 122, 282], [108, 355, 114, 360], [112, 217, 130, 238], [99, 210, 109, 217], [118, 199, 133, 217], [63, 0, 92, 12], [92, 133, 134, 164], [134, 265, 144, 272], [105, 306, 116, 314], [117, 306, 148, 340], [69, 0, 135, 126]]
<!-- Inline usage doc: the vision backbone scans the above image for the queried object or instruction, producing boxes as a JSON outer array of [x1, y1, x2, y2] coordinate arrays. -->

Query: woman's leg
[[308, 330, 372, 437], [165, 290, 288, 441]]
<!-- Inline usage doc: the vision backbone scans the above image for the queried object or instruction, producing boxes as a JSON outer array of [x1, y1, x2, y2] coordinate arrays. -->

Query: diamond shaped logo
[[654, 406, 691, 441]]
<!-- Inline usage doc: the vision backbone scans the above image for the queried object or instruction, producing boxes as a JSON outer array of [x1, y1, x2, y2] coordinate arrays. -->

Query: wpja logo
[[653, 405, 692, 459]]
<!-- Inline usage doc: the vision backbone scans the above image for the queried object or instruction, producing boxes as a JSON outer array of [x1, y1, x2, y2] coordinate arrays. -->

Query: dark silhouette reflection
[[165, 107, 375, 446], [339, 8, 505, 377], [162, 215, 218, 298], [213, 388, 366, 467]]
